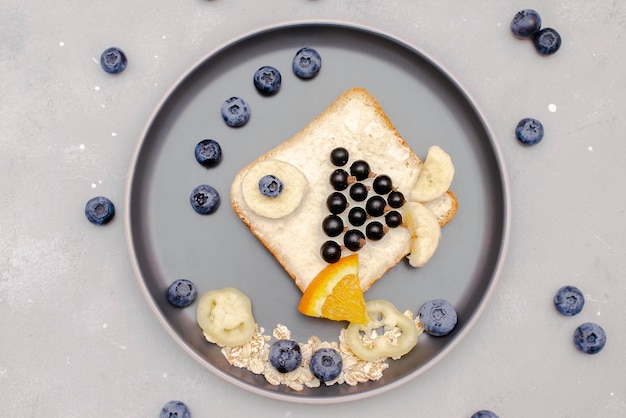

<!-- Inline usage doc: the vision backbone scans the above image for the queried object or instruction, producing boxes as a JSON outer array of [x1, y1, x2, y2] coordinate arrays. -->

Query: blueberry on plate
[[533, 27, 562, 55], [510, 9, 542, 39], [292, 47, 322, 79], [167, 279, 198, 308], [471, 410, 499, 418], [554, 285, 585, 316], [221, 97, 251, 127], [253, 65, 282, 95], [189, 184, 220, 214], [84, 196, 115, 225], [419, 299, 458, 336], [194, 139, 222, 167], [515, 117, 544, 146], [269, 339, 302, 373], [573, 322, 606, 354], [309, 347, 342, 382], [100, 47, 127, 74], [159, 400, 191, 418]]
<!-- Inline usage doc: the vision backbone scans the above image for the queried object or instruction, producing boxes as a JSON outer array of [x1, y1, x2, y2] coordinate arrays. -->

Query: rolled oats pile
[[220, 310, 424, 391]]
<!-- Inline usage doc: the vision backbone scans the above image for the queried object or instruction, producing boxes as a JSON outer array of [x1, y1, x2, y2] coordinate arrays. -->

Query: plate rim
[[124, 19, 511, 404]]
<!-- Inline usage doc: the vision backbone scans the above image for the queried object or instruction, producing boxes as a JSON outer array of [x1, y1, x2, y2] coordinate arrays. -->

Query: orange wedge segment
[[298, 254, 367, 324]]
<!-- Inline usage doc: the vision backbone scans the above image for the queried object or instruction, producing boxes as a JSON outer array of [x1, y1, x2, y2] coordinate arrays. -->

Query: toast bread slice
[[231, 87, 456, 292]]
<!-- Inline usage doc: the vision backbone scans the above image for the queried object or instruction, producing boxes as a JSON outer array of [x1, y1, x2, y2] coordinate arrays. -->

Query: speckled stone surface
[[2, 1, 625, 416]]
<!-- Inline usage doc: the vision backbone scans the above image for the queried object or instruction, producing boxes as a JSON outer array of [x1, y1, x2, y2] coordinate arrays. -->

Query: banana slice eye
[[241, 160, 308, 219]]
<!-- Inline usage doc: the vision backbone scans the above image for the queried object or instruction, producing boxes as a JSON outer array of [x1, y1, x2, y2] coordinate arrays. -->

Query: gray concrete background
[[2, 1, 625, 416]]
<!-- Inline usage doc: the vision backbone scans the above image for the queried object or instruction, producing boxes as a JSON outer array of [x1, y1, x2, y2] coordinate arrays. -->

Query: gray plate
[[125, 21, 510, 403]]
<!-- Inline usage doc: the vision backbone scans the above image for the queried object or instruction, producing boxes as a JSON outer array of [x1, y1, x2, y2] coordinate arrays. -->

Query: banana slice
[[409, 146, 454, 203], [241, 160, 308, 219], [403, 201, 442, 267], [196, 287, 256, 347]]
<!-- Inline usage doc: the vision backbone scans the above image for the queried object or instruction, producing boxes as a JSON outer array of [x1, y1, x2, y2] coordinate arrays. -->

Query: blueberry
[[471, 410, 499, 418], [159, 400, 191, 418], [253, 65, 282, 95], [573, 322, 606, 354], [515, 117, 544, 146], [510, 9, 542, 39], [419, 299, 458, 336], [309, 347, 342, 382], [258, 175, 283, 198], [533, 27, 562, 55], [269, 339, 302, 373], [190, 184, 220, 214], [84, 196, 115, 225], [221, 97, 251, 127], [167, 279, 198, 308], [292, 47, 322, 79], [554, 285, 585, 316], [194, 139, 222, 167], [100, 47, 127, 74]]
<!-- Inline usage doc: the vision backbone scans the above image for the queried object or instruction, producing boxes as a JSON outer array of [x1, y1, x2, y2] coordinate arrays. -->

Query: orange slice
[[298, 254, 367, 324]]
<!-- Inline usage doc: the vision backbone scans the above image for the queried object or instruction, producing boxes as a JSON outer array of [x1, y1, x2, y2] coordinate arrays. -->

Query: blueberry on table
[[554, 285, 585, 316], [253, 65, 282, 95], [419, 299, 458, 336], [269, 339, 302, 373], [292, 47, 322, 79], [167, 279, 198, 308], [510, 9, 542, 39], [159, 400, 191, 418], [221, 97, 251, 127], [533, 27, 562, 55], [515, 117, 544, 146], [189, 184, 220, 214], [309, 347, 343, 381], [573, 322, 606, 354], [471, 410, 499, 418], [100, 47, 127, 74], [194, 139, 222, 167], [84, 196, 115, 225]]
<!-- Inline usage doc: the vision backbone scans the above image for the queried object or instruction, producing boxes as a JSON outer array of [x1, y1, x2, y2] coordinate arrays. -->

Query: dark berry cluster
[[320, 147, 406, 263]]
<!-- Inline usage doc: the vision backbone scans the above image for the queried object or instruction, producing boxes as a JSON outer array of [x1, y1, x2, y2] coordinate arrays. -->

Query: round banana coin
[[241, 160, 308, 219]]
